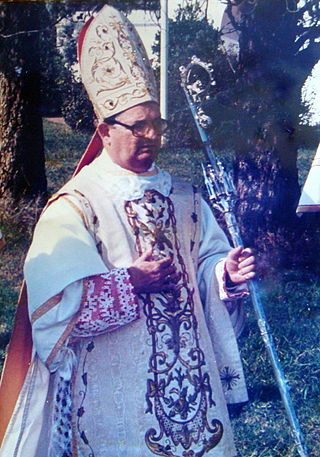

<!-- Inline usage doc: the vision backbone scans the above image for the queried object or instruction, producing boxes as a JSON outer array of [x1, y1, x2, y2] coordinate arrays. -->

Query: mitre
[[73, 5, 159, 175], [296, 143, 320, 215], [78, 5, 158, 120]]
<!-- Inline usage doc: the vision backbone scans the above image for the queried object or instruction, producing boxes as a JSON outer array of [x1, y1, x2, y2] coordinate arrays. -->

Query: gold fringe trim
[[45, 280, 89, 368], [61, 195, 87, 228], [31, 292, 63, 324]]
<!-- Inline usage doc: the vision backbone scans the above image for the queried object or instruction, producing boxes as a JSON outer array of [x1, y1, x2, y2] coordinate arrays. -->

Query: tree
[[152, 1, 232, 148], [154, 0, 319, 267], [0, 0, 161, 211], [215, 0, 320, 266], [0, 2, 48, 210], [39, 20, 64, 117]]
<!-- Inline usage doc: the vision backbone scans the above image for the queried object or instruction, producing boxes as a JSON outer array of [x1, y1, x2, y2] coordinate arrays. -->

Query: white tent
[[296, 143, 320, 214]]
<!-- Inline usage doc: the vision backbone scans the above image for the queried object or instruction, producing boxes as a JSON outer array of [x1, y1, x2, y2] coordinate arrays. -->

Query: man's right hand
[[128, 249, 179, 293]]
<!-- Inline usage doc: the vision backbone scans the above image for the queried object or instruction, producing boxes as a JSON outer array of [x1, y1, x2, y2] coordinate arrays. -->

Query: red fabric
[[74, 15, 103, 177], [72, 270, 139, 337], [73, 129, 103, 176], [0, 282, 32, 446], [77, 14, 95, 63]]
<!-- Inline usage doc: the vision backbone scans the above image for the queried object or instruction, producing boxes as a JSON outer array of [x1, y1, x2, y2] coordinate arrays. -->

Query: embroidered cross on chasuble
[[126, 191, 223, 454]]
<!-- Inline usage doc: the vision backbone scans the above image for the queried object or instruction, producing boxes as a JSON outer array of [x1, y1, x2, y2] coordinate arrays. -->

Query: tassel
[[48, 346, 77, 457]]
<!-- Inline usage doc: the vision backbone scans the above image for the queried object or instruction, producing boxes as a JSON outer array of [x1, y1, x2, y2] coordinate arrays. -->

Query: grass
[[44, 120, 91, 193], [232, 273, 320, 457], [0, 120, 319, 456]]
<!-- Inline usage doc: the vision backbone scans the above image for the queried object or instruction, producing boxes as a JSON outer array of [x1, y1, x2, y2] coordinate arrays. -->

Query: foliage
[[152, 1, 234, 149], [155, 0, 320, 263], [218, 0, 320, 258], [44, 119, 91, 193], [121, 0, 320, 269], [217, 0, 320, 150], [39, 24, 64, 116], [54, 6, 96, 133]]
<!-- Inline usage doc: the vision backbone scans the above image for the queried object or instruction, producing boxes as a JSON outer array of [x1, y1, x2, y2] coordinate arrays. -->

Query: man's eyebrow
[[117, 115, 161, 124], [134, 117, 161, 122]]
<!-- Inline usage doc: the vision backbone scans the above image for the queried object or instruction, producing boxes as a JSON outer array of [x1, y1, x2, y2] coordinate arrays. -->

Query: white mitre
[[296, 142, 320, 214], [78, 5, 158, 120]]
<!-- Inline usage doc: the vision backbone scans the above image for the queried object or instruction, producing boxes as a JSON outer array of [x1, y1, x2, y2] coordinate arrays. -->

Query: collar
[[88, 150, 172, 201]]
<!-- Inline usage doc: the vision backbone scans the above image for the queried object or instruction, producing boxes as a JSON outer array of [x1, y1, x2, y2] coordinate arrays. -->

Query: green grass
[[43, 119, 91, 193], [0, 120, 319, 456], [231, 274, 320, 457]]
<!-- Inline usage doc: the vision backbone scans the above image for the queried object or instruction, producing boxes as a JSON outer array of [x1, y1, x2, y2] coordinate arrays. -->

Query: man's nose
[[143, 123, 158, 139]]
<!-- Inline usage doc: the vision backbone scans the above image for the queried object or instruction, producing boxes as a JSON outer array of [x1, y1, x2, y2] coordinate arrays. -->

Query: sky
[[129, 0, 319, 125], [129, 0, 225, 57]]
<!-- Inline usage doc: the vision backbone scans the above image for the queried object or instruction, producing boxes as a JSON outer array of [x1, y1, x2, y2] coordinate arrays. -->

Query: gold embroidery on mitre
[[80, 7, 158, 119]]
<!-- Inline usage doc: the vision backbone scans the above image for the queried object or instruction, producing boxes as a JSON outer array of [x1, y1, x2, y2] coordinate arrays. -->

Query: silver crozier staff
[[180, 56, 309, 457]]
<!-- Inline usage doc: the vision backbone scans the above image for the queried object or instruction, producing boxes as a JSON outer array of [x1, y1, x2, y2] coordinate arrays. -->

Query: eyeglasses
[[105, 117, 169, 137]]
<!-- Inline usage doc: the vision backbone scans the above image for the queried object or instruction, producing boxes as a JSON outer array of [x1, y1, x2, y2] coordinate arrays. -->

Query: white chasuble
[[2, 151, 247, 457], [61, 153, 245, 457]]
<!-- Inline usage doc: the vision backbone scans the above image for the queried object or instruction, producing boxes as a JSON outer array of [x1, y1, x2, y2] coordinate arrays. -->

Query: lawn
[[0, 120, 319, 457]]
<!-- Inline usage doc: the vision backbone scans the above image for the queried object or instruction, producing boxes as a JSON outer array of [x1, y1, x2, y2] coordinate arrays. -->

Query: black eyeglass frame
[[104, 117, 169, 137]]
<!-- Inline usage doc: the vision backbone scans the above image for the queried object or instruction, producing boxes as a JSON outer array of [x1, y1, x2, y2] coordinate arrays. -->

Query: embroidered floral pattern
[[125, 190, 223, 456], [81, 8, 158, 119], [71, 269, 139, 338], [219, 366, 241, 392], [76, 341, 96, 456]]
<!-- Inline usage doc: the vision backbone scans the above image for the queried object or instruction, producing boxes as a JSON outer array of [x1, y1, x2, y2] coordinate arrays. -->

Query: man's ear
[[97, 122, 110, 139]]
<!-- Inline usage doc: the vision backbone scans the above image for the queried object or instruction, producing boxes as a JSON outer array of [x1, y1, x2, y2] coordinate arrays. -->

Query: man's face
[[100, 101, 162, 173]]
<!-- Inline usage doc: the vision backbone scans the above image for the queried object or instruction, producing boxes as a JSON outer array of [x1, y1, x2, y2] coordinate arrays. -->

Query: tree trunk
[[226, 0, 317, 267], [234, 143, 301, 250], [0, 3, 47, 212]]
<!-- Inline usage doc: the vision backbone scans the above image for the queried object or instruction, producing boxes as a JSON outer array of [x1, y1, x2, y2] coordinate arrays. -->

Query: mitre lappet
[[75, 5, 159, 174], [296, 142, 320, 215]]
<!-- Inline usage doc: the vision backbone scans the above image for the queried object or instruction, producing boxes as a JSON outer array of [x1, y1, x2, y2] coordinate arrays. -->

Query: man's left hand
[[225, 246, 256, 285]]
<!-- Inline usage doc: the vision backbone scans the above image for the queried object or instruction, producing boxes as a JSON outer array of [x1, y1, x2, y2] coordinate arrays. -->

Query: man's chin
[[138, 151, 157, 166], [131, 155, 156, 173]]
